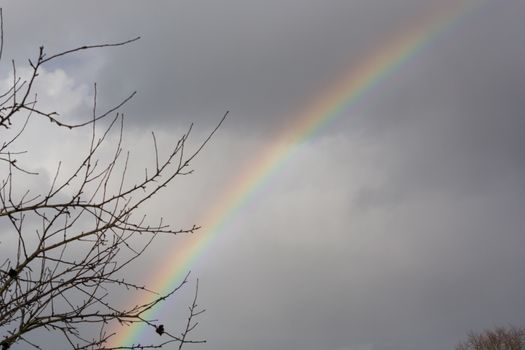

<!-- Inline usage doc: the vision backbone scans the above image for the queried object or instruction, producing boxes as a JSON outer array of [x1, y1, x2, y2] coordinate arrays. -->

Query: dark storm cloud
[[1, 1, 525, 350], [346, 1, 525, 198], [3, 0, 443, 130]]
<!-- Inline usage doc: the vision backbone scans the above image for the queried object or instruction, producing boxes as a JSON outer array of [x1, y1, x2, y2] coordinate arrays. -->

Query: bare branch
[[0, 13, 222, 350], [40, 37, 141, 64]]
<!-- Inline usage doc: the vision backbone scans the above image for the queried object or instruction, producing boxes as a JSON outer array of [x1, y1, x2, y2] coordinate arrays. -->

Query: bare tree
[[0, 9, 224, 350], [456, 325, 525, 350]]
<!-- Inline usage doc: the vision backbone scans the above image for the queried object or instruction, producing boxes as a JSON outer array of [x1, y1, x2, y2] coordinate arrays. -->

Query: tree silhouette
[[456, 325, 525, 350], [0, 9, 222, 349]]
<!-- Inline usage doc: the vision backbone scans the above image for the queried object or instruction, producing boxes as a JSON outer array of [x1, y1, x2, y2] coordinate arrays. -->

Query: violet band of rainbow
[[112, 1, 477, 347]]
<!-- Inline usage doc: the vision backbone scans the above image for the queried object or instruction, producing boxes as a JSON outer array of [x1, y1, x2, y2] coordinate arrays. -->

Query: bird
[[155, 324, 164, 336], [8, 269, 17, 279]]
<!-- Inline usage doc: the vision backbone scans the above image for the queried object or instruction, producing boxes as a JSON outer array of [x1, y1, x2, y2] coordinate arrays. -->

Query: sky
[[1, 1, 525, 350]]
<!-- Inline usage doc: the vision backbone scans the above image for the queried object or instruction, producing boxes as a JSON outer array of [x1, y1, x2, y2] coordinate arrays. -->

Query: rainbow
[[112, 1, 475, 347]]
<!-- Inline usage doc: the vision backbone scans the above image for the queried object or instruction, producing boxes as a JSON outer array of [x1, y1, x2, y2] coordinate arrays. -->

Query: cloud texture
[[1, 1, 524, 349]]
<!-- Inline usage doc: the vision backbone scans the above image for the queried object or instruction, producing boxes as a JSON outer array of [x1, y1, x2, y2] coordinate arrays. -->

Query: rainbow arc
[[112, 1, 474, 346]]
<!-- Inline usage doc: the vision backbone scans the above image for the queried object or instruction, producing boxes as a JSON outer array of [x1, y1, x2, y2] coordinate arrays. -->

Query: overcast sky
[[2, 1, 525, 350]]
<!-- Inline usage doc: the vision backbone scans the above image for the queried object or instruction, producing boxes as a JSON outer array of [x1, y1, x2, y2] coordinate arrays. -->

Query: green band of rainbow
[[112, 1, 475, 346]]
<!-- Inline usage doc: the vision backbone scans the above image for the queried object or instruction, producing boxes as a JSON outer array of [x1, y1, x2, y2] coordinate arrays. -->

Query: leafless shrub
[[456, 325, 525, 350], [0, 9, 224, 350]]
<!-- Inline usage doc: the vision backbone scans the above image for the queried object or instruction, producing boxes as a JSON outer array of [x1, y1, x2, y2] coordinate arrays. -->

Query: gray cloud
[[1, 1, 524, 350]]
